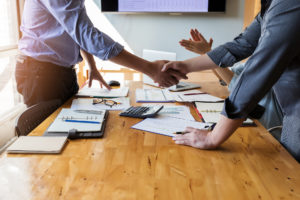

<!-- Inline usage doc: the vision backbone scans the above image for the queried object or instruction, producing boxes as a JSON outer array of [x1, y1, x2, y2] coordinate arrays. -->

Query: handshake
[[148, 60, 190, 88]]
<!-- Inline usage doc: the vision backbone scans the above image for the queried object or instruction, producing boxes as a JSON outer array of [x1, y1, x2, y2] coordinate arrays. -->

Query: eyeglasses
[[92, 98, 121, 108]]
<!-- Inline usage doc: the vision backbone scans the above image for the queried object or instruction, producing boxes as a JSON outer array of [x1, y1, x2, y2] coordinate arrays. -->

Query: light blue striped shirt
[[19, 0, 124, 67]]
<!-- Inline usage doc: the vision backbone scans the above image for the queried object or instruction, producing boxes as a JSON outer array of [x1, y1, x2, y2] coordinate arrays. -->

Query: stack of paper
[[77, 86, 129, 98]]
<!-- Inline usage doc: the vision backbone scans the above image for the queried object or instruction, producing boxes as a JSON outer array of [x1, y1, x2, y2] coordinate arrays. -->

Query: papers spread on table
[[132, 116, 212, 137], [195, 102, 255, 125], [6, 136, 68, 154], [173, 90, 224, 102], [136, 88, 224, 103], [136, 89, 175, 102], [142, 104, 195, 121], [77, 86, 129, 98], [71, 97, 130, 111], [47, 108, 106, 133]]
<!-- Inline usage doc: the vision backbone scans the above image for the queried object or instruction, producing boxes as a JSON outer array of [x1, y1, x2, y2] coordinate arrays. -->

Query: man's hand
[[88, 68, 111, 90], [173, 127, 216, 149], [179, 29, 213, 55], [161, 61, 191, 76], [80, 50, 111, 90], [149, 60, 188, 87]]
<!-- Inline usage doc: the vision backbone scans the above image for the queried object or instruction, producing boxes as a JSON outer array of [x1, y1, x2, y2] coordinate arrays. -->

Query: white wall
[[93, 0, 245, 61]]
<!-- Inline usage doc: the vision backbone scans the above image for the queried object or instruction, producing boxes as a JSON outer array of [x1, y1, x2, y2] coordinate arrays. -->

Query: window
[[0, 0, 22, 116]]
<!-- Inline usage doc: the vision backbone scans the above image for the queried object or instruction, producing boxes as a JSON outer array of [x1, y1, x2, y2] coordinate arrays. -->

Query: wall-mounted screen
[[101, 0, 226, 13]]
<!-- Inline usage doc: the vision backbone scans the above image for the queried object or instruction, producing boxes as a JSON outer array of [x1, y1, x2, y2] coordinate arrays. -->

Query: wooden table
[[1, 81, 300, 200]]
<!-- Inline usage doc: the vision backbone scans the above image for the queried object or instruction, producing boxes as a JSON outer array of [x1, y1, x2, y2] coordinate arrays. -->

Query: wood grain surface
[[1, 81, 299, 200]]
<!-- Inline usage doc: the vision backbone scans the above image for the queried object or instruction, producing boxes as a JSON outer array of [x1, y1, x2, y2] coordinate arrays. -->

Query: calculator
[[120, 105, 164, 118]]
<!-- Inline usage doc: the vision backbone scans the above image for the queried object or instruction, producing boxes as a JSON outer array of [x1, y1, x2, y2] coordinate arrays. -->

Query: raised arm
[[180, 29, 233, 85]]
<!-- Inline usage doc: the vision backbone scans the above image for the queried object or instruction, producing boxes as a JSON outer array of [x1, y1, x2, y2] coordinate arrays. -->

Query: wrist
[[207, 131, 219, 149]]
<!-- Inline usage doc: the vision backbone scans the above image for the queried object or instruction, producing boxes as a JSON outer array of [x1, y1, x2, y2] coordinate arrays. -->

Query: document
[[142, 105, 195, 121], [47, 108, 106, 133], [136, 89, 175, 103], [132, 116, 211, 137], [195, 102, 255, 125], [71, 97, 130, 111], [77, 86, 129, 98], [6, 136, 68, 154], [173, 91, 224, 102]]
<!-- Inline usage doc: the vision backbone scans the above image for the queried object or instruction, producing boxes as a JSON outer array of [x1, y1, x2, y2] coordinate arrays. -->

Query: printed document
[[132, 116, 211, 137], [77, 86, 129, 98]]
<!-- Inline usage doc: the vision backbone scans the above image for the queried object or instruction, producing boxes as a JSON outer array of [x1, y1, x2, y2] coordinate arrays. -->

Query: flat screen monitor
[[101, 0, 226, 13]]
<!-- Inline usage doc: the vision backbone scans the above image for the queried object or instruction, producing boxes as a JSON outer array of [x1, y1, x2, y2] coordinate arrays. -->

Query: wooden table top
[[1, 81, 300, 200]]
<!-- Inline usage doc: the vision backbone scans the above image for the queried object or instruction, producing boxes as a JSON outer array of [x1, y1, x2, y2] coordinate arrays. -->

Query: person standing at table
[[179, 29, 283, 140], [16, 0, 185, 107], [163, 0, 300, 161]]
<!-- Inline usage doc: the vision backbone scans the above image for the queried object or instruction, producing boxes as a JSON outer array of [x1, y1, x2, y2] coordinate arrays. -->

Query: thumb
[[88, 77, 93, 87], [162, 62, 172, 72], [209, 38, 213, 47]]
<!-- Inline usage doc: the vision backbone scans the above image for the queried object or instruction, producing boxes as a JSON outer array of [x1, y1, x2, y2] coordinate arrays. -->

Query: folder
[[6, 136, 68, 154]]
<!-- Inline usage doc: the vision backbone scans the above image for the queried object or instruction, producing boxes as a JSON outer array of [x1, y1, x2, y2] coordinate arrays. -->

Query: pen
[[184, 93, 206, 96], [174, 124, 216, 135], [193, 103, 206, 123], [64, 119, 100, 124], [174, 131, 188, 135]]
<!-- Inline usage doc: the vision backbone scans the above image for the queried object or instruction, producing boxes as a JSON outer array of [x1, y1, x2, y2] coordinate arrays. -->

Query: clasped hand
[[149, 60, 188, 87]]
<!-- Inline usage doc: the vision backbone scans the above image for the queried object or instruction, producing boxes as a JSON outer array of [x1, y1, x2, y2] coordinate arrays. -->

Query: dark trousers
[[15, 55, 79, 107]]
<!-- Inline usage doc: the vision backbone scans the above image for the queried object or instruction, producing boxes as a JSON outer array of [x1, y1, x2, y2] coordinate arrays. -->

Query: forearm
[[213, 68, 234, 85], [183, 54, 219, 73], [209, 115, 244, 147], [80, 50, 97, 71], [109, 49, 153, 76]]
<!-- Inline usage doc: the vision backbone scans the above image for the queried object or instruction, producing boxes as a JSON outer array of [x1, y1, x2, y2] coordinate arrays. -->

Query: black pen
[[174, 131, 188, 135]]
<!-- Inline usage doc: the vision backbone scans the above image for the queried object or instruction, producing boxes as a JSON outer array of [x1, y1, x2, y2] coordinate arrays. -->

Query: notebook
[[194, 102, 255, 126], [44, 108, 108, 138], [6, 136, 68, 154]]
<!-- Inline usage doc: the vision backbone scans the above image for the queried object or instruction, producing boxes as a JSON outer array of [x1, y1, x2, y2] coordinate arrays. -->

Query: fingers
[[99, 79, 111, 90], [162, 62, 175, 72], [190, 29, 200, 41], [195, 29, 205, 41], [88, 77, 93, 87], [209, 38, 213, 47], [172, 133, 193, 146], [167, 69, 188, 80]]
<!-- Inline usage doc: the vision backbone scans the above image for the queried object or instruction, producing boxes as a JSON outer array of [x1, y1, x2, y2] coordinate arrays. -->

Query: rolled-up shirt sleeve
[[216, 0, 300, 119], [207, 15, 262, 68], [40, 0, 123, 60]]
